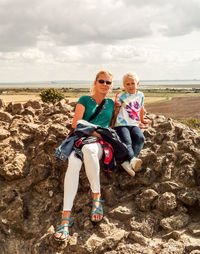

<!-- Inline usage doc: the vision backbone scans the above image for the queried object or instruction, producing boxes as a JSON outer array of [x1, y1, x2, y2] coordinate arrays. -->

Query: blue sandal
[[91, 199, 104, 222], [54, 217, 73, 242]]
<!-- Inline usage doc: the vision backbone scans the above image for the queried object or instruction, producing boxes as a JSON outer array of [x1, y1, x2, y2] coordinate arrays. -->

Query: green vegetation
[[39, 88, 66, 104], [178, 118, 200, 135]]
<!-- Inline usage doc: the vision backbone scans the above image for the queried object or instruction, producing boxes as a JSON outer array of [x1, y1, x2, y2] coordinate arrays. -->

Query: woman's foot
[[54, 211, 72, 241], [91, 193, 104, 222]]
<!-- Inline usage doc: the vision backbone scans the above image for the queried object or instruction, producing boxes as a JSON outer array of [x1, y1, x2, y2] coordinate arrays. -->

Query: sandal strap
[[92, 199, 104, 203], [60, 217, 73, 227], [91, 201, 104, 216], [55, 227, 69, 238], [91, 208, 103, 216]]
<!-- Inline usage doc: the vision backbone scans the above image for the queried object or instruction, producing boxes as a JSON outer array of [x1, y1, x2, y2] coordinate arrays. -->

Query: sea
[[0, 80, 200, 89]]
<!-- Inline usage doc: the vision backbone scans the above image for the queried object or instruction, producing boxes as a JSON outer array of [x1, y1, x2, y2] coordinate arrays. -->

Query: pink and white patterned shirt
[[114, 90, 144, 127]]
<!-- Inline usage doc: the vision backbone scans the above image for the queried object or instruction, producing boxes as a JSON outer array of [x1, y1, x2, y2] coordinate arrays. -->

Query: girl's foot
[[130, 157, 142, 172], [121, 161, 135, 176]]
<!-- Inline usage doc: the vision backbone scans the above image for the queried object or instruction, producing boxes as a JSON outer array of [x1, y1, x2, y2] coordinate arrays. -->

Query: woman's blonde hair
[[123, 72, 139, 85], [90, 70, 113, 95]]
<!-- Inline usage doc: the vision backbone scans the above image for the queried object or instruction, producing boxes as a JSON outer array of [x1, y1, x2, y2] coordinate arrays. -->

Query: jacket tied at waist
[[54, 120, 129, 168]]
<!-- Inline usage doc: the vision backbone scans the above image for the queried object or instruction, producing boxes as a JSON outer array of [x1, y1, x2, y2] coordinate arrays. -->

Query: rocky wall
[[0, 99, 200, 254]]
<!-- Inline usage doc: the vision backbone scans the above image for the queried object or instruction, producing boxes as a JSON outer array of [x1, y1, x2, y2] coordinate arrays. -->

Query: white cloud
[[0, 0, 200, 81]]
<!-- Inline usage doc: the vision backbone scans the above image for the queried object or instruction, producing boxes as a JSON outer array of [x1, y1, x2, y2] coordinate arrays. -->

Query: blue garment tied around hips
[[54, 120, 97, 161]]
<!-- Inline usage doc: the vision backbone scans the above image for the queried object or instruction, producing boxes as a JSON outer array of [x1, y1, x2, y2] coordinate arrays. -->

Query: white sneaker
[[130, 157, 142, 172], [121, 161, 135, 176]]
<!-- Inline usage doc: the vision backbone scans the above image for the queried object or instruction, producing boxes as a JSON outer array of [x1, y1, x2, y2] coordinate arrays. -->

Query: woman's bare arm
[[72, 103, 102, 139], [110, 105, 120, 128], [72, 103, 85, 129]]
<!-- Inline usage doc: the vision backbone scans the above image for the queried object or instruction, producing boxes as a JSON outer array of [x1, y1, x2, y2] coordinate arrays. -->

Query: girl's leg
[[82, 143, 103, 221], [54, 151, 82, 240], [115, 126, 134, 160], [130, 126, 145, 157]]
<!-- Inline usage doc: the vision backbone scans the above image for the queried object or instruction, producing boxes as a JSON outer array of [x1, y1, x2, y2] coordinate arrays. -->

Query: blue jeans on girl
[[115, 126, 145, 161]]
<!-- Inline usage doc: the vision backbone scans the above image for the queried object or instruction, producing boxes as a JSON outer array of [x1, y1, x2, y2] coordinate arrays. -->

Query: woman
[[54, 70, 114, 241]]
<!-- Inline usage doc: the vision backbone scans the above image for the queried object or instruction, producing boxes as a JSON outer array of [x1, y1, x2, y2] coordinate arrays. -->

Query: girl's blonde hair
[[90, 70, 113, 95], [123, 72, 139, 85]]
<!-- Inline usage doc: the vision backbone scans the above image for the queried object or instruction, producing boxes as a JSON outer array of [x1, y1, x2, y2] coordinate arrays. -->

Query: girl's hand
[[142, 119, 152, 124], [140, 120, 152, 129]]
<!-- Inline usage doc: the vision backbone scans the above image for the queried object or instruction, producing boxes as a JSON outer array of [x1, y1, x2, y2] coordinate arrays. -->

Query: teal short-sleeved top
[[77, 95, 114, 127]]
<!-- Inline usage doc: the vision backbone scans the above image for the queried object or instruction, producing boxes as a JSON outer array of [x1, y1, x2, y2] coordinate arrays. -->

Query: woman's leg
[[115, 126, 134, 160], [82, 143, 103, 222], [130, 126, 145, 157], [54, 151, 82, 240]]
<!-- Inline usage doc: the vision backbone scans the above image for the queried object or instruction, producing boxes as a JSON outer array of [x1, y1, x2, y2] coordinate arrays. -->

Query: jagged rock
[[11, 103, 24, 114], [135, 189, 158, 211], [24, 100, 41, 109], [159, 181, 181, 193], [188, 223, 200, 237], [108, 205, 134, 220], [128, 231, 149, 246], [0, 110, 12, 122], [0, 98, 5, 108], [130, 216, 156, 238], [156, 192, 177, 214], [0, 99, 200, 254], [160, 213, 189, 231], [0, 128, 10, 140], [23, 106, 36, 117], [0, 153, 27, 180], [162, 230, 185, 240], [160, 239, 184, 254], [177, 189, 199, 206], [190, 251, 200, 254]]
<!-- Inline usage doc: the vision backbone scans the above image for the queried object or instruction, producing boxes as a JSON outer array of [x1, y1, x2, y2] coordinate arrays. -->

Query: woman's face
[[94, 73, 112, 96], [123, 77, 138, 94]]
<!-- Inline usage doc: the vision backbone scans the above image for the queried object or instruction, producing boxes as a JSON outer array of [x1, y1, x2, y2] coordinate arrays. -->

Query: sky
[[0, 0, 200, 82]]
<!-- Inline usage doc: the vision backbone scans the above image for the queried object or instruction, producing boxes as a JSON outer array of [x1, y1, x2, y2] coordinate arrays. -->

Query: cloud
[[1, 0, 200, 52], [154, 0, 200, 36], [0, 0, 200, 81]]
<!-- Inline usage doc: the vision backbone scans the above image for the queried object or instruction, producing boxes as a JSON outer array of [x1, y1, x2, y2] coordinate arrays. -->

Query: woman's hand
[[91, 131, 102, 139]]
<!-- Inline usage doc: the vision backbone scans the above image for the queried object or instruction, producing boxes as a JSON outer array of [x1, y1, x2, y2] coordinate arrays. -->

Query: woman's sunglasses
[[97, 79, 112, 85]]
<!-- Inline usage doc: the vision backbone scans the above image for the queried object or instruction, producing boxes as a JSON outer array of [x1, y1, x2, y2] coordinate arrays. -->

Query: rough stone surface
[[0, 101, 200, 254]]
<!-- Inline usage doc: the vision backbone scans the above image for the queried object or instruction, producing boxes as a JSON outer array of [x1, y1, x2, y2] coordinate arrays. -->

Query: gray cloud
[[1, 0, 200, 52]]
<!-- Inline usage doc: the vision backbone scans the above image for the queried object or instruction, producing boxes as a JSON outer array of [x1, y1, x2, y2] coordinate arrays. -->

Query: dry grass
[[0, 93, 164, 104]]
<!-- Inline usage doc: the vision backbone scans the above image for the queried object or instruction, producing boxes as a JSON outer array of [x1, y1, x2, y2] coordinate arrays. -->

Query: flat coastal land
[[0, 87, 200, 120]]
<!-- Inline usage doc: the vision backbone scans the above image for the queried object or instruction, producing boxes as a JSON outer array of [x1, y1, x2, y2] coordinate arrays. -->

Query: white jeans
[[63, 142, 103, 211]]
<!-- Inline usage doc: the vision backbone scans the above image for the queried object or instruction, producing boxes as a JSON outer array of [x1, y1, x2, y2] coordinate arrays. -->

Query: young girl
[[111, 72, 150, 176]]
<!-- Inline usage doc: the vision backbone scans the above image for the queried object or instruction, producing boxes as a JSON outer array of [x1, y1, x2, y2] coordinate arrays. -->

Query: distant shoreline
[[0, 79, 200, 89]]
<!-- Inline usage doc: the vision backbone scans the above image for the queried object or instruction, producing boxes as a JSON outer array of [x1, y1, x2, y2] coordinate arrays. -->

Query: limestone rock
[[160, 213, 189, 231], [135, 189, 158, 211], [156, 192, 177, 214], [0, 100, 200, 254]]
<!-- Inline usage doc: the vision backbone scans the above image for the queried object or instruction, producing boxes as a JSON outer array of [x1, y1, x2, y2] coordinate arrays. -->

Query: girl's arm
[[139, 106, 151, 128], [110, 105, 120, 128]]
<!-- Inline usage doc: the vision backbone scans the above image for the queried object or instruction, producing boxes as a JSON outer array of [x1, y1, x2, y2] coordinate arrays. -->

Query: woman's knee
[[82, 144, 98, 156], [67, 152, 82, 172]]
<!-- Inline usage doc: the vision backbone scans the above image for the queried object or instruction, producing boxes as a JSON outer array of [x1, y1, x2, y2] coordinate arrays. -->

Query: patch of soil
[[146, 96, 200, 119]]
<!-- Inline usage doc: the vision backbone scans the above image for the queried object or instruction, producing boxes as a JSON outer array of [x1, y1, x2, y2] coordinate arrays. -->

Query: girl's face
[[123, 77, 138, 94], [94, 73, 112, 96]]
